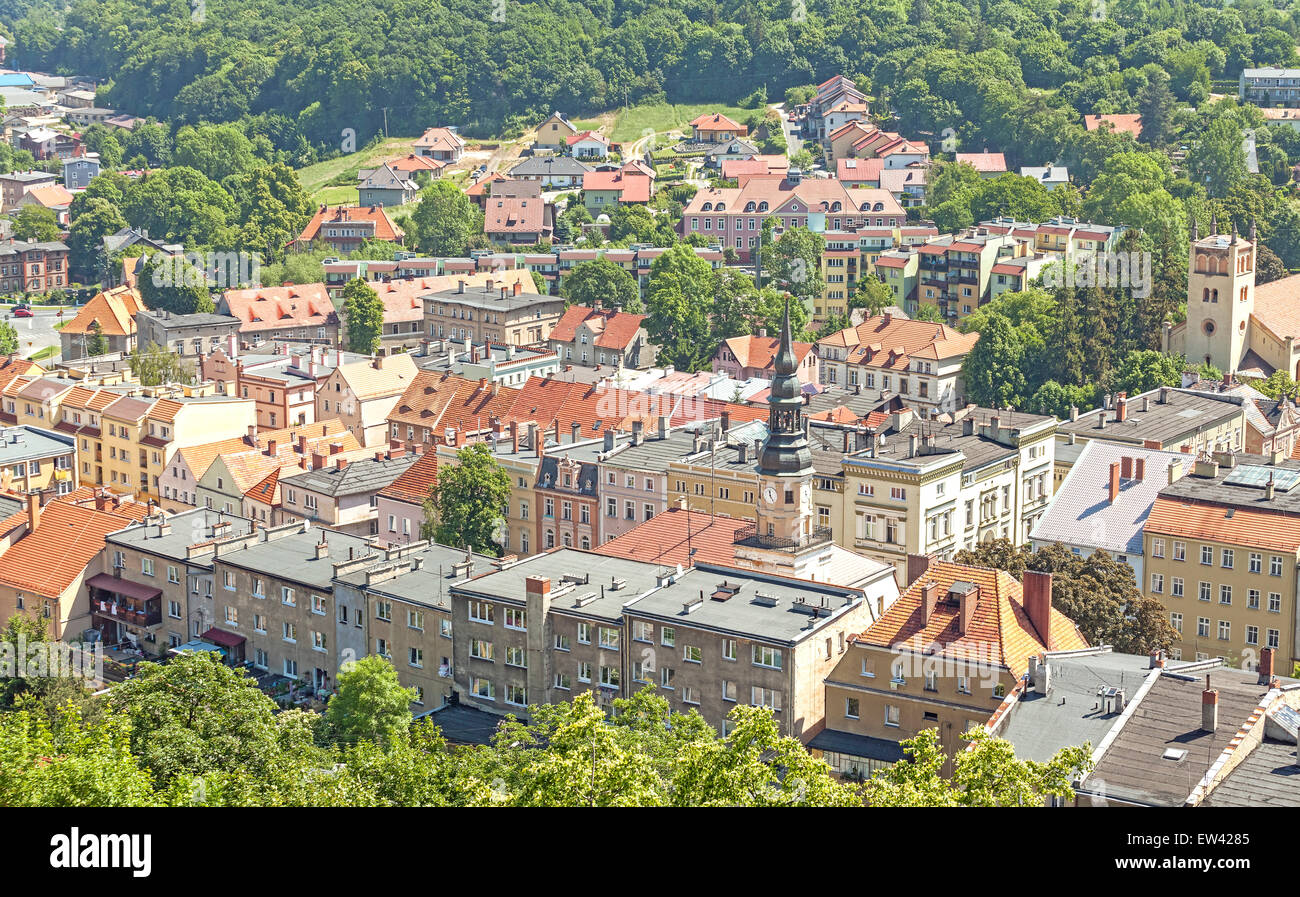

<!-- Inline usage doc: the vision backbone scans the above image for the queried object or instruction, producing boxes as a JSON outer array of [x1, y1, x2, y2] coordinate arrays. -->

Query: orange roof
[[549, 305, 647, 351], [596, 507, 750, 566], [954, 152, 1007, 173], [464, 172, 506, 197], [389, 372, 517, 438], [294, 205, 403, 246], [384, 153, 446, 174], [484, 196, 548, 235], [24, 183, 73, 208], [333, 354, 419, 399], [246, 467, 280, 505], [566, 130, 608, 147], [1083, 113, 1142, 137], [856, 561, 1088, 677], [378, 451, 438, 505], [219, 283, 338, 334], [1146, 496, 1300, 553], [59, 286, 143, 337], [582, 169, 653, 203], [720, 334, 813, 371], [175, 420, 356, 482], [816, 314, 977, 369], [0, 500, 140, 599], [1250, 273, 1300, 343], [413, 127, 465, 152], [0, 355, 41, 393], [369, 280, 435, 325], [837, 157, 884, 183], [690, 113, 746, 133]]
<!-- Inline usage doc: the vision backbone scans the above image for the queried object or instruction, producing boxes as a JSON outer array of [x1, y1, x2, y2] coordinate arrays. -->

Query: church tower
[[1186, 218, 1255, 373], [755, 295, 815, 544]]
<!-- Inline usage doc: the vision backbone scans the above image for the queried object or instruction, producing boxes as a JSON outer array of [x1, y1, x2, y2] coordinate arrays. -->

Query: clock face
[[763, 486, 778, 504]]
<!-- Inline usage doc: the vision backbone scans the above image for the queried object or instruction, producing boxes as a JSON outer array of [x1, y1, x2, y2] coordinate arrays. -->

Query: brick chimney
[[1108, 461, 1120, 503], [513, 280, 522, 296], [906, 553, 932, 587], [1116, 391, 1128, 422], [312, 451, 326, 470], [958, 585, 979, 637], [921, 580, 940, 624], [1121, 456, 1132, 480], [1134, 457, 1145, 481], [1259, 646, 1276, 685], [1202, 676, 1218, 732], [26, 492, 40, 532], [1022, 570, 1053, 650], [265, 439, 278, 457]]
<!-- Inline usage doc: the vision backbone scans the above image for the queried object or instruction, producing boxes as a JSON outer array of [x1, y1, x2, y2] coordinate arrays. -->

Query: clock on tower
[[754, 294, 815, 545]]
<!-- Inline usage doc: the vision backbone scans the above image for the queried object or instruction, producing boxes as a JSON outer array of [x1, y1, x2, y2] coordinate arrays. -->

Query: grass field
[[610, 102, 755, 143], [29, 345, 57, 362], [295, 137, 417, 199], [314, 185, 360, 205]]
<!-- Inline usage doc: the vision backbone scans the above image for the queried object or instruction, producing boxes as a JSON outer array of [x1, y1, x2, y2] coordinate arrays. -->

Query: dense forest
[[5, 0, 1300, 160]]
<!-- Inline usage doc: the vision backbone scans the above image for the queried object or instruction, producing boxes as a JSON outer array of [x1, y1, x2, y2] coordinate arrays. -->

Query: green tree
[[562, 259, 640, 309], [121, 167, 235, 246], [326, 655, 416, 747], [1114, 350, 1184, 395], [67, 197, 128, 280], [127, 341, 193, 386], [171, 123, 258, 183], [11, 205, 61, 242], [86, 321, 109, 357], [0, 321, 17, 356], [1187, 116, 1248, 200], [644, 244, 715, 371], [962, 315, 1028, 408], [1252, 369, 1298, 400], [761, 226, 824, 307], [849, 275, 895, 317], [138, 255, 216, 315], [228, 163, 315, 263], [421, 442, 512, 555], [340, 278, 384, 354], [1136, 68, 1176, 146], [410, 181, 480, 256], [862, 728, 1091, 807]]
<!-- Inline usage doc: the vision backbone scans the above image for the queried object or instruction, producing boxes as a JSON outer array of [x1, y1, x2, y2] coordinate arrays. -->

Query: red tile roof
[[596, 507, 749, 566], [294, 205, 403, 246], [1146, 496, 1300, 553], [484, 196, 548, 235], [219, 283, 338, 334], [954, 152, 1008, 173], [549, 305, 647, 351], [413, 127, 465, 152], [720, 334, 813, 371], [378, 451, 438, 505], [582, 169, 653, 203], [1083, 114, 1142, 138], [0, 501, 139, 599], [690, 113, 746, 133]]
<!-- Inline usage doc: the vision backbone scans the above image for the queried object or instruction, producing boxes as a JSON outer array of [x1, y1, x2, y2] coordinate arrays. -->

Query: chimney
[[906, 553, 932, 587], [882, 311, 892, 326], [298, 435, 308, 454], [1202, 677, 1218, 733], [1259, 647, 1276, 685], [602, 429, 614, 451], [512, 424, 521, 454], [457, 279, 465, 294], [335, 457, 346, 470], [908, 432, 918, 458], [657, 415, 668, 440], [632, 420, 644, 446], [330, 442, 343, 455], [958, 585, 979, 637], [1148, 650, 1166, 669], [525, 575, 551, 599], [95, 491, 108, 512], [312, 451, 326, 470], [315, 540, 329, 559], [1168, 458, 1184, 484], [1116, 396, 1128, 422], [1134, 457, 1145, 481], [921, 580, 939, 624], [266, 439, 278, 456], [571, 421, 580, 443], [1022, 570, 1054, 650], [1121, 456, 1133, 480], [721, 410, 731, 432], [513, 280, 522, 296], [1108, 461, 1120, 503], [1068, 405, 1078, 422], [26, 492, 40, 532]]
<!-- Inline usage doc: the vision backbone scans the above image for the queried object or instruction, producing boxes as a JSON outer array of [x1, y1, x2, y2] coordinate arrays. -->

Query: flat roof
[[216, 524, 374, 590], [0, 425, 75, 464], [334, 542, 496, 611], [1057, 387, 1242, 447], [106, 508, 255, 562]]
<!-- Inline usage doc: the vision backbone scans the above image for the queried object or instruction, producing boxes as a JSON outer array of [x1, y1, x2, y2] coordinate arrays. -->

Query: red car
[[11, 307, 33, 318]]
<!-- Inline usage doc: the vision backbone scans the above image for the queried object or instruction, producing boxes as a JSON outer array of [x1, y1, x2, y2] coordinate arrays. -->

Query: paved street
[[4, 308, 68, 362]]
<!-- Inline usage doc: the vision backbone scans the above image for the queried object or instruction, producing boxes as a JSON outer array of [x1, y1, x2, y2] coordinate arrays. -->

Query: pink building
[[711, 333, 818, 384]]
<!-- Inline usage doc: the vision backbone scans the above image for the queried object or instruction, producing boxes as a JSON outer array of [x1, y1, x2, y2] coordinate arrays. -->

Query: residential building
[[0, 425, 76, 495], [1142, 452, 1300, 666], [414, 127, 465, 162], [61, 154, 100, 190], [0, 238, 68, 295], [914, 229, 1022, 322], [1056, 386, 1246, 457], [873, 248, 920, 308], [1019, 166, 1069, 189], [802, 75, 869, 146], [134, 309, 242, 367], [582, 166, 654, 212], [690, 113, 749, 143], [357, 164, 418, 207], [815, 313, 978, 412], [712, 333, 816, 384], [201, 344, 361, 430], [818, 559, 1087, 772], [60, 286, 143, 360], [277, 449, 417, 536], [1083, 113, 1143, 138], [548, 304, 653, 370], [507, 155, 592, 188], [422, 270, 563, 346], [1180, 372, 1300, 457], [1029, 440, 1186, 586], [291, 205, 404, 254], [216, 283, 341, 347], [1240, 68, 1300, 107], [0, 170, 56, 212], [534, 112, 578, 151], [954, 152, 1008, 177], [483, 195, 553, 244], [374, 450, 438, 548], [566, 131, 609, 159], [415, 339, 560, 386], [103, 509, 256, 655], [316, 353, 420, 447]]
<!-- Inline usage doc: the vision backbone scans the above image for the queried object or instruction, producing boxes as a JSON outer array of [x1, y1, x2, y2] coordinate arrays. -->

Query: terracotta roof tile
[[1146, 496, 1300, 553], [378, 451, 438, 505]]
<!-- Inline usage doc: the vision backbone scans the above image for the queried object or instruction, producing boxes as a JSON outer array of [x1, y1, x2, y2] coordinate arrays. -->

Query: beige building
[[277, 450, 418, 537], [1143, 453, 1300, 668], [316, 354, 420, 447], [422, 270, 564, 347]]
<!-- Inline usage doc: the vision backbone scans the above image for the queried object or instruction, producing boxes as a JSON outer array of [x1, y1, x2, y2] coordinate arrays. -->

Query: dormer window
[[701, 202, 713, 211]]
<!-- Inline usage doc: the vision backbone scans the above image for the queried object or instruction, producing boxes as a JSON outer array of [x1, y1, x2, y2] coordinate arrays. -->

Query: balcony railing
[[734, 524, 834, 552]]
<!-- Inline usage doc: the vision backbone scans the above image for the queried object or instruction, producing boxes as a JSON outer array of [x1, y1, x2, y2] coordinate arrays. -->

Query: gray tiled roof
[[508, 156, 592, 177], [280, 453, 418, 497], [1057, 386, 1242, 447], [1029, 440, 1185, 555], [1202, 738, 1300, 806]]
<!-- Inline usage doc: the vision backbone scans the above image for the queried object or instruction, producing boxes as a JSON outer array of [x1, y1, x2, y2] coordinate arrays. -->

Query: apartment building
[[1240, 68, 1300, 107], [134, 309, 241, 366], [873, 248, 920, 308], [830, 407, 1057, 582], [1142, 453, 1300, 668], [216, 283, 341, 346], [290, 205, 404, 255], [209, 521, 378, 691], [815, 313, 979, 413], [422, 272, 564, 347], [915, 229, 1022, 322], [0, 425, 76, 495], [194, 426, 364, 517], [202, 344, 368, 431], [103, 509, 256, 655], [1055, 386, 1247, 464], [374, 451, 438, 548], [712, 333, 817, 384], [277, 450, 418, 536], [59, 286, 142, 360], [0, 171, 56, 212], [415, 340, 560, 387], [547, 305, 653, 370], [818, 560, 1087, 774], [335, 541, 492, 710], [316, 354, 420, 447]]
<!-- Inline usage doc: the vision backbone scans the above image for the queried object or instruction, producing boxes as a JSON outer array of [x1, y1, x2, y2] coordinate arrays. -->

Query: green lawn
[[610, 102, 755, 143], [295, 137, 418, 197], [314, 185, 360, 206], [28, 345, 58, 362]]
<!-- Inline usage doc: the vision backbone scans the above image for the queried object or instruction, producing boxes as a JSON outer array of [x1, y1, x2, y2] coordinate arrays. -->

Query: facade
[[316, 354, 420, 447], [507, 155, 592, 188], [1240, 68, 1300, 107], [422, 272, 564, 346], [0, 238, 69, 295], [374, 450, 438, 548], [414, 127, 465, 162], [134, 310, 242, 366], [0, 171, 56, 212], [357, 164, 418, 207], [712, 334, 816, 384], [217, 283, 341, 346], [277, 450, 418, 536], [534, 112, 578, 150], [59, 286, 142, 360], [547, 305, 653, 370], [291, 205, 404, 254], [815, 313, 978, 413], [0, 425, 76, 495], [61, 155, 100, 190]]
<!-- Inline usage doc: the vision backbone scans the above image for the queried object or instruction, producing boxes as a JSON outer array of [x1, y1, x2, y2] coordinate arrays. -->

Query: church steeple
[[758, 294, 813, 478]]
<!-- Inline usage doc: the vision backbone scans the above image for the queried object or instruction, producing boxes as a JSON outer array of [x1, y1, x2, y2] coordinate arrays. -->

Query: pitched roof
[[413, 127, 465, 152], [1146, 495, 1300, 553], [690, 113, 746, 133], [836, 156, 884, 183], [582, 169, 653, 202], [954, 152, 1008, 173], [378, 450, 438, 505], [566, 130, 608, 147], [856, 561, 1088, 677], [59, 286, 143, 337], [219, 283, 338, 334], [294, 205, 403, 245], [596, 507, 750, 566], [720, 334, 812, 370], [383, 153, 446, 174], [484, 196, 548, 234], [174, 420, 357, 482], [1083, 113, 1142, 137], [548, 305, 647, 350], [0, 500, 139, 598], [682, 177, 901, 218], [23, 183, 73, 207], [334, 354, 420, 400], [0, 355, 42, 393], [815, 314, 977, 368], [1250, 272, 1300, 342]]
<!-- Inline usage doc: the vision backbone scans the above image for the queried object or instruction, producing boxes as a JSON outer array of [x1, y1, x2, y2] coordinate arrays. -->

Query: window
[[472, 678, 495, 700], [1268, 629, 1280, 649], [660, 667, 674, 689], [1197, 617, 1210, 638], [375, 600, 391, 621], [312, 630, 327, 651], [751, 686, 782, 711], [722, 638, 737, 661], [554, 633, 570, 651], [281, 586, 296, 606], [1269, 592, 1282, 613], [1246, 625, 1259, 646], [1271, 555, 1284, 577], [168, 600, 181, 619], [505, 685, 527, 707], [505, 646, 526, 668], [1151, 539, 1165, 559], [504, 608, 526, 631], [1170, 612, 1182, 633], [468, 601, 494, 624], [598, 627, 619, 650], [1221, 549, 1234, 569], [224, 606, 238, 625], [311, 595, 327, 615], [578, 662, 592, 683], [599, 665, 620, 688], [845, 698, 860, 719], [254, 614, 266, 633], [683, 645, 702, 664], [470, 639, 495, 661], [1151, 573, 1164, 594], [167, 565, 180, 584], [1172, 577, 1184, 597], [141, 557, 154, 576], [1199, 581, 1211, 602], [1249, 552, 1262, 574], [752, 644, 783, 670], [1220, 585, 1232, 605], [1173, 541, 1186, 561], [283, 622, 296, 642], [1200, 545, 1213, 565], [554, 673, 572, 690], [884, 705, 900, 727], [660, 627, 675, 648], [1248, 589, 1261, 609], [1218, 620, 1231, 641], [408, 610, 425, 630]]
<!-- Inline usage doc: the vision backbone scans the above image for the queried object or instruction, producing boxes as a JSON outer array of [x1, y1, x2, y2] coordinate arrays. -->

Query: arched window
[[757, 201, 769, 212], [744, 201, 756, 212], [1211, 289, 1219, 303], [872, 202, 884, 211], [1203, 287, 1211, 302], [701, 202, 713, 211], [831, 201, 842, 212], [715, 202, 726, 211]]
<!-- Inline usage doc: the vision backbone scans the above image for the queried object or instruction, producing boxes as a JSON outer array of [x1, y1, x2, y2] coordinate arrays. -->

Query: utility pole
[[382, 107, 389, 139]]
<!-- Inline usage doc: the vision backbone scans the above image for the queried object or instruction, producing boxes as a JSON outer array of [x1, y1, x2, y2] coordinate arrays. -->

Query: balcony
[[734, 523, 833, 552], [87, 572, 163, 627]]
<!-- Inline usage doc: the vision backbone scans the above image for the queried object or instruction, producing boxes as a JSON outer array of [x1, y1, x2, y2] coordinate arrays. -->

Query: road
[[5, 308, 67, 362]]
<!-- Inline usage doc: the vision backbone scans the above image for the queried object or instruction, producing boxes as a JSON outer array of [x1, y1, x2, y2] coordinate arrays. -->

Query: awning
[[201, 627, 246, 648], [86, 572, 162, 601], [806, 729, 908, 763]]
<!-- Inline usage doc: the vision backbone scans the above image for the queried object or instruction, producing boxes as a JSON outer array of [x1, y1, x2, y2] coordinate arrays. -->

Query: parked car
[[12, 307, 33, 318]]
